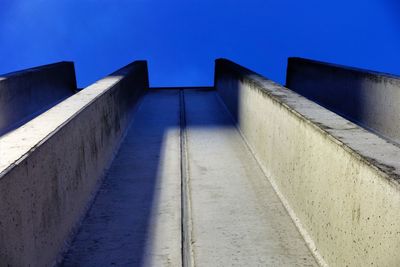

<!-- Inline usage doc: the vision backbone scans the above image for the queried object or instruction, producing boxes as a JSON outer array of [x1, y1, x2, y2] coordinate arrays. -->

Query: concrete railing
[[215, 58, 400, 267], [0, 60, 148, 266], [286, 57, 400, 145], [0, 62, 77, 135]]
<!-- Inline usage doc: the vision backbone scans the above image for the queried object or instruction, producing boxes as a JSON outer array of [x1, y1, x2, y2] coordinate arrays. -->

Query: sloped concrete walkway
[[62, 89, 317, 266]]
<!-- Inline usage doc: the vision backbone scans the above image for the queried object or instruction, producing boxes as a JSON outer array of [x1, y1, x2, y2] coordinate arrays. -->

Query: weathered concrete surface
[[0, 61, 148, 266], [0, 62, 77, 135], [216, 58, 400, 267], [62, 90, 181, 266], [286, 57, 400, 145], [184, 89, 317, 266]]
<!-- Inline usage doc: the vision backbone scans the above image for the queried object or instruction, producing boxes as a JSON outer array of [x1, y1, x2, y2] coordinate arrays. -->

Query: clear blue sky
[[0, 0, 399, 87]]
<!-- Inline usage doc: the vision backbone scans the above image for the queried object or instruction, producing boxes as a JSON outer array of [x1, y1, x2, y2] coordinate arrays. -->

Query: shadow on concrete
[[61, 88, 233, 266]]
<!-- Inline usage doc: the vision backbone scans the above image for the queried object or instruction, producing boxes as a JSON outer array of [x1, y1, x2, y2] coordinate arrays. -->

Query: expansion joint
[[180, 90, 195, 267]]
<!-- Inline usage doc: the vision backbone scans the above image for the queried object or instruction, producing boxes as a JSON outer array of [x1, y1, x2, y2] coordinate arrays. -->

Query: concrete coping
[[286, 57, 400, 84], [215, 58, 400, 186], [0, 61, 75, 79], [0, 61, 78, 136], [0, 60, 146, 179]]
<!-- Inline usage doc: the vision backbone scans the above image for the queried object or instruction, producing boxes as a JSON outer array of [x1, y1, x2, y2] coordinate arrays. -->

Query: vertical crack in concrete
[[180, 89, 195, 267]]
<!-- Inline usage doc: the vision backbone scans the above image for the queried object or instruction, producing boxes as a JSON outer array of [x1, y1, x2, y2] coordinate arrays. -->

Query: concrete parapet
[[286, 57, 400, 145], [215, 58, 400, 266], [0, 61, 148, 266], [0, 62, 77, 135]]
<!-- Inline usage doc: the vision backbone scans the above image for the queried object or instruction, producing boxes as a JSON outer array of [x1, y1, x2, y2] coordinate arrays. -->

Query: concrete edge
[[0, 62, 78, 135], [0, 61, 78, 93], [0, 60, 148, 266], [286, 57, 400, 87], [1, 61, 74, 77], [214, 58, 400, 186], [0, 60, 147, 179]]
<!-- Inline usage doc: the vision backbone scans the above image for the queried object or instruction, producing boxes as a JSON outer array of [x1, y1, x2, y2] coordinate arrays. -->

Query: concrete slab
[[62, 90, 182, 266], [183, 89, 317, 266]]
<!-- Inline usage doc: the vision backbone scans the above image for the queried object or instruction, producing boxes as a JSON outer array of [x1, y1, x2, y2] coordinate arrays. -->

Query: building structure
[[0, 58, 399, 266]]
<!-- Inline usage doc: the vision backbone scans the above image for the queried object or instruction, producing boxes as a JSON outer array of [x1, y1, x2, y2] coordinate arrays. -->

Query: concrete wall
[[0, 62, 77, 135], [286, 57, 400, 145], [215, 58, 400, 267], [0, 61, 148, 266]]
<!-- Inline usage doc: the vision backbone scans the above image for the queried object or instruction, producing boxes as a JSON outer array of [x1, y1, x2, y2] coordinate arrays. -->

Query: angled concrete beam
[[0, 62, 77, 135], [215, 58, 400, 267], [0, 60, 148, 266], [286, 57, 400, 145]]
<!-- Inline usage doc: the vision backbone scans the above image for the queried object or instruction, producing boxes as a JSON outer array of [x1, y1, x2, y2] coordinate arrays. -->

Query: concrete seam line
[[180, 89, 195, 267], [214, 93, 329, 267]]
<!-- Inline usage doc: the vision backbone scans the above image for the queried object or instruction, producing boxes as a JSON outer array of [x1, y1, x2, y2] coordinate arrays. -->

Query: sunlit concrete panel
[[286, 57, 400, 144], [0, 61, 148, 266], [0, 62, 77, 135], [216, 58, 400, 267]]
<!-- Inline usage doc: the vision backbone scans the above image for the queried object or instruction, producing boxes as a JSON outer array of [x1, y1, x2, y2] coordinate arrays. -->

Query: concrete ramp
[[62, 89, 316, 266], [1, 58, 400, 266]]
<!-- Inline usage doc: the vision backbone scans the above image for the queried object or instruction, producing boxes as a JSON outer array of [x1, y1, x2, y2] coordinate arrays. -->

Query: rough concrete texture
[[0, 62, 77, 136], [62, 88, 316, 266], [184, 89, 317, 266], [0, 61, 148, 266], [216, 58, 400, 267], [286, 57, 400, 145], [62, 90, 181, 266]]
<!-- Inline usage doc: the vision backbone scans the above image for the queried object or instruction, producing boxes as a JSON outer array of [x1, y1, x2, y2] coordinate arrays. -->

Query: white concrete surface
[[62, 90, 182, 266], [216, 58, 400, 267], [184, 89, 317, 266]]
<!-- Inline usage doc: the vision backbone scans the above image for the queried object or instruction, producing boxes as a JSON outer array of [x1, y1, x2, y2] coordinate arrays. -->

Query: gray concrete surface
[[216, 58, 400, 266], [286, 57, 400, 145], [0, 61, 148, 266], [0, 62, 77, 136], [184, 89, 317, 266], [62, 90, 182, 266], [61, 88, 318, 267]]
